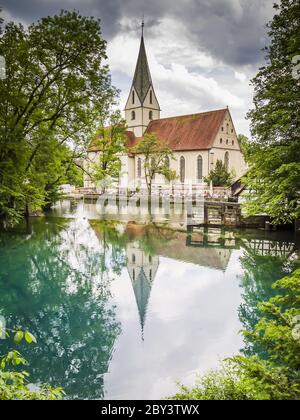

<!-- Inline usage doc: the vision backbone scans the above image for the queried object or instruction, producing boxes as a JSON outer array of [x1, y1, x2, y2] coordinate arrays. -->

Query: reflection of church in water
[[125, 227, 234, 337], [90, 219, 298, 338], [126, 243, 159, 336]]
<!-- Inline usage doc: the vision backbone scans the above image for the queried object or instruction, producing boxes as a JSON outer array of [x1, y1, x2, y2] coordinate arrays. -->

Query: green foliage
[[0, 327, 63, 400], [204, 159, 234, 187], [244, 270, 300, 371], [170, 357, 298, 401], [238, 134, 250, 159], [90, 111, 127, 192], [244, 0, 300, 223], [0, 10, 116, 223], [0, 218, 121, 399], [238, 248, 287, 357], [170, 269, 300, 400], [133, 133, 176, 194]]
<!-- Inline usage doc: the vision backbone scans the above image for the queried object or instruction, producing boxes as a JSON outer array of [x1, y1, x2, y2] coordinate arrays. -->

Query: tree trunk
[[25, 203, 30, 219]]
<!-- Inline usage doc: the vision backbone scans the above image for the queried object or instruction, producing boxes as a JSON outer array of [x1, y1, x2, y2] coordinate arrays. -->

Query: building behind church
[[84, 27, 247, 191]]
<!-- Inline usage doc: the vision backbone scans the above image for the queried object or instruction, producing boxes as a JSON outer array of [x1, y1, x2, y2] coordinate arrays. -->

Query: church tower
[[125, 21, 160, 137]]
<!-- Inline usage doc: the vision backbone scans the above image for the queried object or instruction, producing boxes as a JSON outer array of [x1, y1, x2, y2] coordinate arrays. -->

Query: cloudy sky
[[1, 0, 276, 136]]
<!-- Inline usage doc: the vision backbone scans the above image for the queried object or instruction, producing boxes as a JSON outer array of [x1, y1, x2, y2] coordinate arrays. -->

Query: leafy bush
[[204, 160, 235, 187], [0, 327, 63, 400], [170, 269, 300, 400]]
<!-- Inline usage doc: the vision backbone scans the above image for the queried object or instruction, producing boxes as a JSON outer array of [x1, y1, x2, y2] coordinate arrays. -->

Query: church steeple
[[132, 32, 152, 104], [125, 21, 160, 137]]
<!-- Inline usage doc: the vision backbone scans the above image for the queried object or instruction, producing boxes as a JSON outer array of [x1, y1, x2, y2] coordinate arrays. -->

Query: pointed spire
[[132, 20, 152, 104]]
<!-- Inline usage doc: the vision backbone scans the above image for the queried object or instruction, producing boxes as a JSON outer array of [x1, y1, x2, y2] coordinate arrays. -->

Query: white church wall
[[211, 110, 247, 179], [142, 87, 160, 125], [124, 86, 141, 111], [172, 151, 210, 183], [125, 107, 145, 137], [133, 151, 210, 188], [210, 148, 246, 180]]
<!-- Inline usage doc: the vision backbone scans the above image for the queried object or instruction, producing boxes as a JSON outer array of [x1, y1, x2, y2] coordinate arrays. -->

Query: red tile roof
[[89, 109, 228, 153], [88, 130, 136, 152], [145, 109, 227, 151]]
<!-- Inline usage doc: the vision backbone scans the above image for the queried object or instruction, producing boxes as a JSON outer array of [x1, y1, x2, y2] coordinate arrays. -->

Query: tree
[[244, 0, 300, 224], [0, 10, 117, 223], [238, 134, 251, 159], [205, 159, 234, 187], [89, 111, 127, 193], [133, 133, 176, 195], [237, 232, 300, 358]]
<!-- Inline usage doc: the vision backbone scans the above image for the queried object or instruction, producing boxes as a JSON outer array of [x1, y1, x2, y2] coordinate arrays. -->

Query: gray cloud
[[1, 0, 274, 67], [0, 0, 276, 136]]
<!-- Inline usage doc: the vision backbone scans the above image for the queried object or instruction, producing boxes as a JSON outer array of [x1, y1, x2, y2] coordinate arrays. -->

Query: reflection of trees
[[90, 220, 127, 276], [131, 223, 177, 257], [0, 218, 121, 399], [238, 245, 299, 358]]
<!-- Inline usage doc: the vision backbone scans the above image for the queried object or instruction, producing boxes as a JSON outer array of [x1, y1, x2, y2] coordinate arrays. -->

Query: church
[[85, 26, 246, 190]]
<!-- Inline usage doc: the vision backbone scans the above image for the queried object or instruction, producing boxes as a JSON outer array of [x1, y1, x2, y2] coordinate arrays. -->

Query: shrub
[[0, 328, 63, 400]]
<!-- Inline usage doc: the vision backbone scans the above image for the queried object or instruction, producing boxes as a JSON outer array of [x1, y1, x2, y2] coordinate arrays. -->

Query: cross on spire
[[141, 15, 144, 37]]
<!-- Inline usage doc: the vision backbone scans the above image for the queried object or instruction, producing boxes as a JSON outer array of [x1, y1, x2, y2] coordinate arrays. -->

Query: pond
[[0, 199, 299, 399]]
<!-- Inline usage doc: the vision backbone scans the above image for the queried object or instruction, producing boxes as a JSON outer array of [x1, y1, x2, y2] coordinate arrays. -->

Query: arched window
[[180, 156, 185, 183], [149, 269, 152, 282], [137, 158, 142, 178], [132, 254, 136, 264], [149, 256, 152, 263], [197, 155, 203, 182], [132, 269, 135, 281], [150, 90, 152, 104], [132, 90, 135, 104], [149, 110, 153, 120], [226, 123, 229, 134], [131, 110, 135, 120], [220, 138, 223, 144], [224, 152, 229, 171]]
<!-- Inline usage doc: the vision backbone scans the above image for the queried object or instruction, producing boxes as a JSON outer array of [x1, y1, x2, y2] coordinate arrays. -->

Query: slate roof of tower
[[132, 35, 152, 104]]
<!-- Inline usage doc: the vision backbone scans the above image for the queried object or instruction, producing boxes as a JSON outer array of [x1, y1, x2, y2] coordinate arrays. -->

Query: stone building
[[85, 27, 247, 190]]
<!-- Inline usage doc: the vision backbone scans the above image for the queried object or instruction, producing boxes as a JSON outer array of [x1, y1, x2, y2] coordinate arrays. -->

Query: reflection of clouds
[[105, 252, 244, 399]]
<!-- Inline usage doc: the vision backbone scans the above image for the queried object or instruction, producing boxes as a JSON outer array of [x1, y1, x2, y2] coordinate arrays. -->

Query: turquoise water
[[0, 200, 299, 399]]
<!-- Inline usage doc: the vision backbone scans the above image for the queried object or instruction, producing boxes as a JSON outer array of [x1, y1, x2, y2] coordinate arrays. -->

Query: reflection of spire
[[132, 268, 151, 337], [127, 244, 159, 340]]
